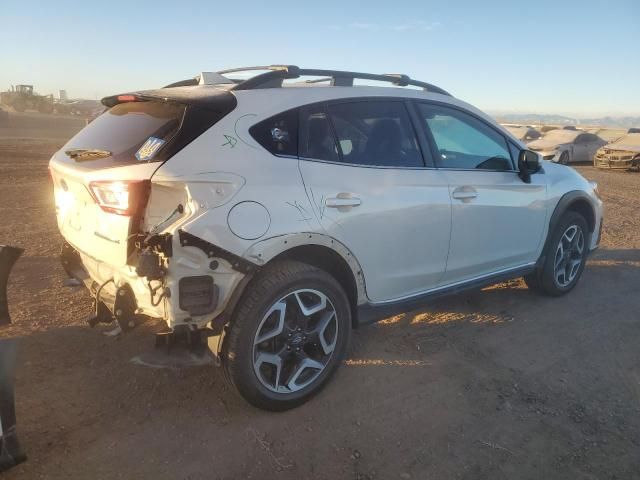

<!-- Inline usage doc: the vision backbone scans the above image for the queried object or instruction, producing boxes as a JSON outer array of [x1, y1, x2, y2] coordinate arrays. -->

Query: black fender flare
[[536, 190, 596, 268], [0, 246, 23, 326], [0, 245, 26, 471]]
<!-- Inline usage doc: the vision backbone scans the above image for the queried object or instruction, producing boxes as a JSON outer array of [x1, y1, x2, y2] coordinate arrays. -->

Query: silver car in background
[[528, 130, 607, 164]]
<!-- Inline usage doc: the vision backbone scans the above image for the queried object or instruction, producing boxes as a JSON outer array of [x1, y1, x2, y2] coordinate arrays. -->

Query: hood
[[528, 139, 568, 151], [528, 130, 580, 151], [601, 144, 640, 154], [602, 134, 640, 153]]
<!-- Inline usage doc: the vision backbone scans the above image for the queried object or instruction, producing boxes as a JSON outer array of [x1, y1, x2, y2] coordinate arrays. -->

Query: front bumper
[[594, 153, 639, 169]]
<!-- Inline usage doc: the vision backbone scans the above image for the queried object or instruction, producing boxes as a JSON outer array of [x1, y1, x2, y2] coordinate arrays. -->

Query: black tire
[[525, 211, 589, 296], [222, 259, 351, 411], [523, 270, 543, 292], [559, 152, 569, 165]]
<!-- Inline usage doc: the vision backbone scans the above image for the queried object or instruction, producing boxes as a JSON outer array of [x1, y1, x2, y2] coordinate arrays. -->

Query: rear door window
[[62, 101, 185, 167], [299, 105, 339, 162], [327, 100, 423, 167]]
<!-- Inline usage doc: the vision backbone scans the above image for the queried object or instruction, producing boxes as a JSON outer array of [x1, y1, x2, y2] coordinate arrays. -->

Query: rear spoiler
[[101, 86, 237, 111]]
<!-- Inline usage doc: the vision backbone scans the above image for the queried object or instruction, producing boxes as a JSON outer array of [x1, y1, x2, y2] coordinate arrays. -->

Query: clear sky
[[1, 0, 638, 117]]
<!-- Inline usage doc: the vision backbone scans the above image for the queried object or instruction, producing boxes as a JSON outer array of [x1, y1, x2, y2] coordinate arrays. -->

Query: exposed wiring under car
[[147, 280, 168, 307]]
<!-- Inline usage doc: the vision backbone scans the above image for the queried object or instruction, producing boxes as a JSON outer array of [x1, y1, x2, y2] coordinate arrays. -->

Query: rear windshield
[[62, 101, 186, 167]]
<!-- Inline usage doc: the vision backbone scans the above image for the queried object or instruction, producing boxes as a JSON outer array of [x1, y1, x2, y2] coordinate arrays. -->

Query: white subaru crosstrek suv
[[50, 66, 603, 410]]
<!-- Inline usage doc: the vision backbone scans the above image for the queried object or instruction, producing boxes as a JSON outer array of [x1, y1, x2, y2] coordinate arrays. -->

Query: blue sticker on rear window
[[135, 137, 166, 161]]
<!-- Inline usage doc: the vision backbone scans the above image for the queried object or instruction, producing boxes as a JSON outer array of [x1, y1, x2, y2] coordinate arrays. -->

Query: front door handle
[[451, 187, 478, 200], [326, 196, 361, 208]]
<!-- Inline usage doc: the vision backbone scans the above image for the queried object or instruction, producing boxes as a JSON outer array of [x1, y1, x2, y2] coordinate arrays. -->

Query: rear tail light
[[88, 180, 150, 216]]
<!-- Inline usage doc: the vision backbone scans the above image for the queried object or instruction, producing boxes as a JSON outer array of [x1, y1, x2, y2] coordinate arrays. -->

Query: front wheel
[[525, 211, 589, 296], [223, 260, 351, 411]]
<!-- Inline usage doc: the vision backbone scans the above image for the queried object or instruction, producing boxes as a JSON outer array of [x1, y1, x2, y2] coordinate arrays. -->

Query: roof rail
[[221, 65, 451, 96]]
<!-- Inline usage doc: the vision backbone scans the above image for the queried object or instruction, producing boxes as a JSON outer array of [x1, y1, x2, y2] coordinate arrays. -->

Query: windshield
[[541, 130, 580, 143]]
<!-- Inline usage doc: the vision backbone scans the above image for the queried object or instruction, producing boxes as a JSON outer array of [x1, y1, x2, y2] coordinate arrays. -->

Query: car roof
[[543, 129, 582, 141]]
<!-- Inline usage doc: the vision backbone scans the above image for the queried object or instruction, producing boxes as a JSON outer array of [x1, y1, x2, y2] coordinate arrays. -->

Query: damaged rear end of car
[[50, 85, 241, 339]]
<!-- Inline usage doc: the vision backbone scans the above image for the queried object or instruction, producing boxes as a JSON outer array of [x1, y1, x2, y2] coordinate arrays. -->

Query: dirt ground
[[1, 113, 639, 480]]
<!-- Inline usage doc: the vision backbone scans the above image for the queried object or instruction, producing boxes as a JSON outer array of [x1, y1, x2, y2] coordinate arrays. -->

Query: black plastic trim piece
[[178, 276, 219, 316], [0, 338, 27, 472], [229, 65, 451, 96], [102, 86, 237, 111], [177, 230, 258, 274], [356, 265, 536, 326], [0, 246, 23, 326], [536, 191, 596, 269]]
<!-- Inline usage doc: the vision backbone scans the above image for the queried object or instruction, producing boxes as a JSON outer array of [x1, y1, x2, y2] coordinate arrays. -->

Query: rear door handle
[[451, 187, 478, 200], [326, 196, 361, 208]]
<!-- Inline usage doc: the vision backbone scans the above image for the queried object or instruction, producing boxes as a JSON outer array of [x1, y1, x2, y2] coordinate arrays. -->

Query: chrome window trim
[[297, 155, 519, 173]]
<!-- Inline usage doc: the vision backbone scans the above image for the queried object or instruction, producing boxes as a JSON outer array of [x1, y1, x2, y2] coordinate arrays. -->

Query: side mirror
[[518, 150, 540, 183]]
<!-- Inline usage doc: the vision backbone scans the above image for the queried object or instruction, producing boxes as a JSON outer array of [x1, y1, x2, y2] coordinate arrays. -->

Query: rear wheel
[[525, 211, 589, 296], [223, 260, 351, 411]]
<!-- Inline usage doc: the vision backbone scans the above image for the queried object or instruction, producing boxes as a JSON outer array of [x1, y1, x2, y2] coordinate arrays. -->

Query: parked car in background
[[593, 132, 640, 170], [503, 125, 542, 142], [528, 129, 607, 164], [585, 127, 626, 143]]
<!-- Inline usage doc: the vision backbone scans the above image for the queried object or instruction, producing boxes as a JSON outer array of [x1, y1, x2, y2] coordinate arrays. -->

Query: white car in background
[[528, 129, 607, 164], [503, 125, 542, 143], [49, 65, 603, 410]]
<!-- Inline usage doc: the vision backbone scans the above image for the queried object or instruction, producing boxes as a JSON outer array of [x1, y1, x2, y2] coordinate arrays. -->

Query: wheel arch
[[240, 233, 367, 328], [538, 191, 596, 267]]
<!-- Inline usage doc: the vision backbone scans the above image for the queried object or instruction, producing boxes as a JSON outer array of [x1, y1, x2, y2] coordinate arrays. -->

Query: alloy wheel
[[553, 224, 584, 287], [252, 289, 339, 394]]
